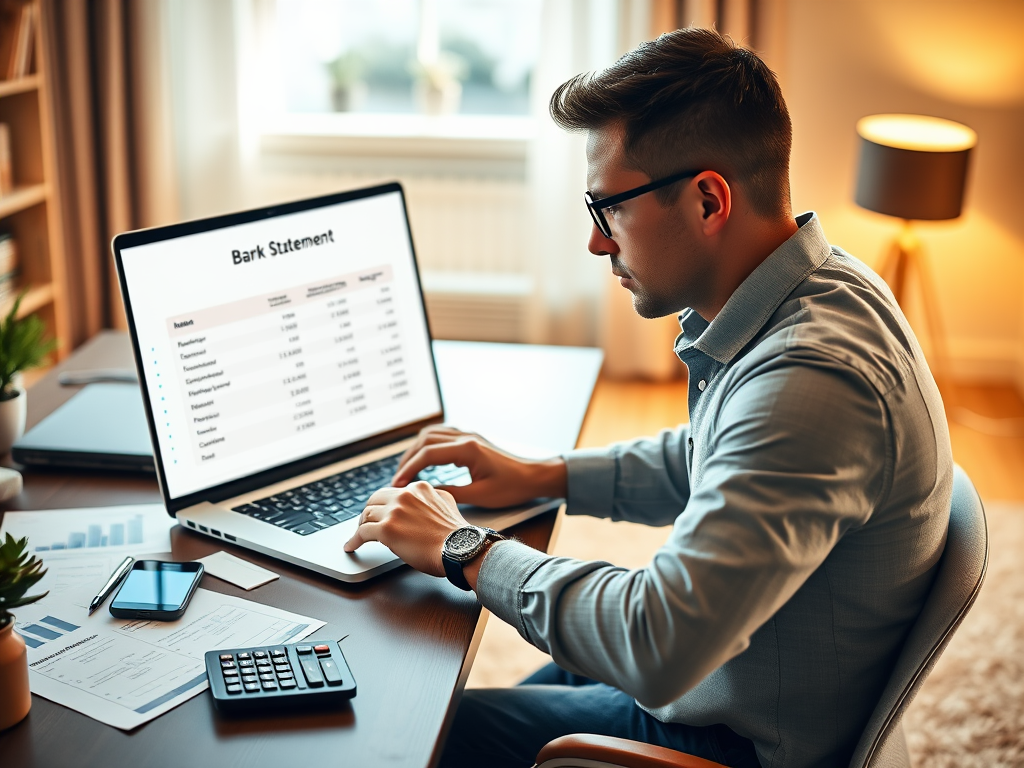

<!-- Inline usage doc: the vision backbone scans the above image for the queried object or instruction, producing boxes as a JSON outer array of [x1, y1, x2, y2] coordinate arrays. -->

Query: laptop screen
[[116, 185, 442, 502]]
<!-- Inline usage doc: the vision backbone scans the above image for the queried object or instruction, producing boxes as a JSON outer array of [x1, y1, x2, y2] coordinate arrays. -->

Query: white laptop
[[112, 182, 559, 582]]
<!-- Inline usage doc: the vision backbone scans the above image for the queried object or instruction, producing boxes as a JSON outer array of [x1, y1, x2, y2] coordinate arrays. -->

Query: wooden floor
[[466, 376, 1024, 689]]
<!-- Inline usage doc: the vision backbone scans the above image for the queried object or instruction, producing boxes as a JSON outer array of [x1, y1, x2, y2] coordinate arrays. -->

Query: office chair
[[534, 464, 988, 768]]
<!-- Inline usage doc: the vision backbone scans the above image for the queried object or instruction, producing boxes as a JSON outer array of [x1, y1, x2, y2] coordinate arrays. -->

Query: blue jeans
[[439, 663, 761, 768]]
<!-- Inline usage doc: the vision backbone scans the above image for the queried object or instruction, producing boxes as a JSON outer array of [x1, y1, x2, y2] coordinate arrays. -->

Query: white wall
[[778, 0, 1024, 384]]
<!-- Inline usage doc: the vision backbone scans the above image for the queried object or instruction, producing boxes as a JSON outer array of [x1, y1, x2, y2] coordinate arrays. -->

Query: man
[[345, 27, 952, 768]]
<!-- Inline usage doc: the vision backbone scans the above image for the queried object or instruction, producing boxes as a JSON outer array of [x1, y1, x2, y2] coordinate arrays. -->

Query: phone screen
[[111, 562, 202, 612]]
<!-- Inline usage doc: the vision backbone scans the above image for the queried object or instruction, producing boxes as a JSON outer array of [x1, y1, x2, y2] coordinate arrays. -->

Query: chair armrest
[[535, 734, 730, 768]]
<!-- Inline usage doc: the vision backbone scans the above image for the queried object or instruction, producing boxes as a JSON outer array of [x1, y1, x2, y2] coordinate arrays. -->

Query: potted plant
[[0, 533, 47, 730], [0, 290, 56, 455], [326, 49, 368, 113]]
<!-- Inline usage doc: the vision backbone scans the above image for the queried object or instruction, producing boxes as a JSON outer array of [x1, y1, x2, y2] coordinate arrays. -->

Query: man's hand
[[391, 425, 567, 509], [343, 481, 465, 577]]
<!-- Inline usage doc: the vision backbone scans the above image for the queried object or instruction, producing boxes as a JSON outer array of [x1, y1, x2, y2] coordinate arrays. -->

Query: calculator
[[205, 640, 356, 714]]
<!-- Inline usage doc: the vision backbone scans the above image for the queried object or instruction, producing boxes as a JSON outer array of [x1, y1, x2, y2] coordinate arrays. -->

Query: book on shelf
[[4, 2, 35, 80], [0, 233, 19, 306], [0, 232, 17, 272], [0, 123, 12, 194]]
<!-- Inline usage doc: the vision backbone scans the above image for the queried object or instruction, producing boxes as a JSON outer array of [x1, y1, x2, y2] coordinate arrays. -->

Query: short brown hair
[[550, 28, 792, 218]]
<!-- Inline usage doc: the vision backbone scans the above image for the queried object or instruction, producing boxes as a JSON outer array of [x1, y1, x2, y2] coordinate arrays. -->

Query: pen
[[88, 556, 134, 615]]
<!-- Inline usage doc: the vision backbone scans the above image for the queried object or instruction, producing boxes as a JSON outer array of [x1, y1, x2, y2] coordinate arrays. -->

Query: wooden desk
[[0, 332, 602, 768]]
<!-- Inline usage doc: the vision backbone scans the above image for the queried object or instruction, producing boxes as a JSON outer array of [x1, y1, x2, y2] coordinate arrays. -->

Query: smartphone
[[109, 560, 204, 620]]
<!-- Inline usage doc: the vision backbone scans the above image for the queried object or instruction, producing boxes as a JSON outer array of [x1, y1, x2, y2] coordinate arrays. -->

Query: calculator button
[[219, 654, 233, 661], [277, 671, 294, 680], [313, 644, 331, 655], [259, 673, 275, 682], [238, 659, 254, 668], [300, 658, 325, 687], [242, 675, 258, 684], [222, 669, 239, 677], [270, 649, 286, 658], [220, 660, 236, 669], [256, 659, 272, 667], [296, 645, 313, 655], [236, 652, 251, 660], [279, 679, 296, 689], [319, 658, 344, 685], [243, 683, 260, 693], [225, 683, 242, 694], [261, 680, 278, 690], [253, 651, 268, 659]]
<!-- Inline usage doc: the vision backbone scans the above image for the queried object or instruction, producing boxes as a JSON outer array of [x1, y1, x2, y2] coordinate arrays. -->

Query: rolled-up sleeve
[[475, 357, 887, 708]]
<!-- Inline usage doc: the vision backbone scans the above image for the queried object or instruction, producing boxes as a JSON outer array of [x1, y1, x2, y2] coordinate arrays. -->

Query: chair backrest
[[848, 464, 988, 768]]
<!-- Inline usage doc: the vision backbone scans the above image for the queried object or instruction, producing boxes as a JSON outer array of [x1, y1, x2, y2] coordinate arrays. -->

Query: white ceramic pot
[[0, 388, 26, 456], [0, 619, 31, 731]]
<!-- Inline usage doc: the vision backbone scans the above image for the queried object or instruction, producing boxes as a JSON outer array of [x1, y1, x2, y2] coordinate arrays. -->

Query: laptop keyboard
[[230, 455, 471, 536]]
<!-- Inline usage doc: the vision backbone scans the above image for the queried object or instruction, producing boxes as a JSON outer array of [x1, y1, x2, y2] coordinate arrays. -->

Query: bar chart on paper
[[0, 504, 176, 559], [35, 515, 146, 551]]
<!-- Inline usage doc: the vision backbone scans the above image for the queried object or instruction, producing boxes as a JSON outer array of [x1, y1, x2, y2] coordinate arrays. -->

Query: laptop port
[[210, 529, 222, 537], [224, 533, 237, 542], [187, 521, 196, 528], [199, 525, 208, 533]]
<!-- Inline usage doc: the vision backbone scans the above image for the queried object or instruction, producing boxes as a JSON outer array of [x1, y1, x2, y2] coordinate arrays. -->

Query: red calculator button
[[313, 644, 330, 655]]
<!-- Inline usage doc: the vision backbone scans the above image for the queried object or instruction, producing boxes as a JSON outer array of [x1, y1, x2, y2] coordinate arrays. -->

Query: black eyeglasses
[[585, 169, 701, 238]]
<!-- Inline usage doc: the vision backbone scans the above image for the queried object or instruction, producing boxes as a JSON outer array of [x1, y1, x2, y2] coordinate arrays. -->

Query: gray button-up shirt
[[476, 213, 952, 767]]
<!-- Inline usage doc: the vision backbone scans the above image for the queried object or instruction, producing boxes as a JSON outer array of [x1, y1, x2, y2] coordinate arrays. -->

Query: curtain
[[39, 0, 176, 347]]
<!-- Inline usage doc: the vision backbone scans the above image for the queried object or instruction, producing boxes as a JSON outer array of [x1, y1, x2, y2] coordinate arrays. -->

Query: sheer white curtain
[[526, 0, 686, 379], [524, 0, 618, 348]]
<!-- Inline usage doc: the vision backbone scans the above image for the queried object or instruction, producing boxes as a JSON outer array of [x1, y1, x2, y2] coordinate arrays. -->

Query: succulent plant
[[0, 533, 48, 627]]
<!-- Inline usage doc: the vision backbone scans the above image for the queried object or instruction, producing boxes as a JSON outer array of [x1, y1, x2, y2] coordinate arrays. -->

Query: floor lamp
[[854, 113, 975, 390], [855, 114, 1023, 436]]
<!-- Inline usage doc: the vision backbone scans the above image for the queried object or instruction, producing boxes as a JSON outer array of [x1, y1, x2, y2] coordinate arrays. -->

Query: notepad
[[195, 551, 279, 590]]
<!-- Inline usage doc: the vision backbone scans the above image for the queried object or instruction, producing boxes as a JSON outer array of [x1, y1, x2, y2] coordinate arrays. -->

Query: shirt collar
[[674, 212, 830, 364]]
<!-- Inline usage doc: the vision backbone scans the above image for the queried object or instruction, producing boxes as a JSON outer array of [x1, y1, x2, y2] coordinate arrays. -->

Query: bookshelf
[[0, 0, 70, 357]]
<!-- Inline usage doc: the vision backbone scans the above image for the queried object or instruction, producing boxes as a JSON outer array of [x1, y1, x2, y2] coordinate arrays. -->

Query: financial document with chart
[[118, 189, 441, 503]]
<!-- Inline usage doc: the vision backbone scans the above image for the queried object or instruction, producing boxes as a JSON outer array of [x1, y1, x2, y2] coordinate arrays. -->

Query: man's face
[[585, 125, 714, 319]]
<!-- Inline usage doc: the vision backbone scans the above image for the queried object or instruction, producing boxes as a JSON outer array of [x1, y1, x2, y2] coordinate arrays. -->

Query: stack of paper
[[0, 505, 326, 729]]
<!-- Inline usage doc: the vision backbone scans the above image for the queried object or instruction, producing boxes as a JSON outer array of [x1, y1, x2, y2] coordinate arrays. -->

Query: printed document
[[0, 504, 175, 557], [14, 584, 324, 730]]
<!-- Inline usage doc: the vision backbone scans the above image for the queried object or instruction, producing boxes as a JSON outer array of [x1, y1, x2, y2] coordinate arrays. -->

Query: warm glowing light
[[856, 114, 977, 153]]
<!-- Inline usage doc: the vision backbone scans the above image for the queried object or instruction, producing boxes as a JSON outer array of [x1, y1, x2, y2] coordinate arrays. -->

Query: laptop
[[12, 383, 155, 473], [111, 182, 559, 582]]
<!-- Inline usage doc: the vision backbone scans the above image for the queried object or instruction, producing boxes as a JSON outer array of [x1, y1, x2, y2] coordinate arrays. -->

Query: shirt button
[[698, 379, 707, 391]]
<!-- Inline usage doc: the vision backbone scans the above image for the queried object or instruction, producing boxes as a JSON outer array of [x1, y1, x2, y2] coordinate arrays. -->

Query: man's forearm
[[531, 456, 569, 499], [463, 457, 566, 591]]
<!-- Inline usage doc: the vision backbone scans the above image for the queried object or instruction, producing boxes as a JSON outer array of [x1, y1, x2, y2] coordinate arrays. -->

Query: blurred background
[[24, 0, 1024, 389]]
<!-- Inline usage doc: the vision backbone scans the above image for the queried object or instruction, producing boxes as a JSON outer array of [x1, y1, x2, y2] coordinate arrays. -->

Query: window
[[266, 0, 542, 142]]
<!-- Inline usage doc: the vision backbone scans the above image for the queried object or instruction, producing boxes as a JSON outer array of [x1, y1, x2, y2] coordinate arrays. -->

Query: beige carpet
[[467, 504, 1024, 766]]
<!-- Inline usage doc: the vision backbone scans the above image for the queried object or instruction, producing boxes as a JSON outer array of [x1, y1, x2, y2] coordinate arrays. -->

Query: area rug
[[903, 501, 1024, 767]]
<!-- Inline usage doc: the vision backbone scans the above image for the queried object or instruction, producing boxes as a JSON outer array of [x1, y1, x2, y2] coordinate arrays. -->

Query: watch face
[[446, 527, 485, 557]]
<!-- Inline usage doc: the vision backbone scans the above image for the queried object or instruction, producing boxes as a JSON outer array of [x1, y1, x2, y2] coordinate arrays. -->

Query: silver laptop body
[[113, 183, 557, 582]]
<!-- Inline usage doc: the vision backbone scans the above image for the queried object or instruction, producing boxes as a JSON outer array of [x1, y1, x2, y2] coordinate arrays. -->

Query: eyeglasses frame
[[585, 169, 702, 238]]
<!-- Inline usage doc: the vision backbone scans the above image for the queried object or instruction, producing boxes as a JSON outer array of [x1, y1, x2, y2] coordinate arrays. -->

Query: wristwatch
[[442, 525, 505, 591]]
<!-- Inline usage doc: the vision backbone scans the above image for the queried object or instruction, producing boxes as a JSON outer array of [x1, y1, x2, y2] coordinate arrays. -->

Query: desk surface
[[0, 332, 602, 768]]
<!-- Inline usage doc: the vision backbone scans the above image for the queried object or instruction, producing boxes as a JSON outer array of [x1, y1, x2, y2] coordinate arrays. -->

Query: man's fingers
[[393, 441, 476, 486], [344, 520, 384, 552], [397, 427, 465, 469]]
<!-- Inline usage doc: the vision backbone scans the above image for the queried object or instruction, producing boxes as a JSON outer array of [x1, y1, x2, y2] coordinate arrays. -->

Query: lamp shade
[[854, 114, 976, 221]]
